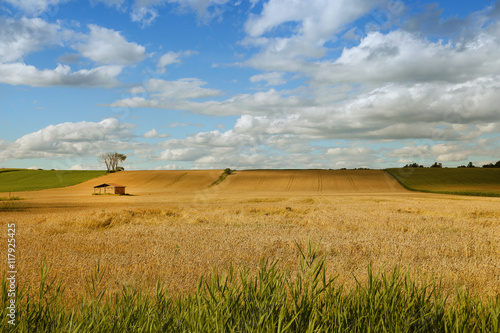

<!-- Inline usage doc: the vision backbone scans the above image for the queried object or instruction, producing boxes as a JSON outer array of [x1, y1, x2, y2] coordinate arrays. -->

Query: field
[[0, 169, 107, 193], [1, 169, 499, 330], [387, 168, 500, 196]]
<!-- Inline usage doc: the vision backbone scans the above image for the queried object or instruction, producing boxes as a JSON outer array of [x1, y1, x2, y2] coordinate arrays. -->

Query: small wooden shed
[[93, 183, 126, 195]]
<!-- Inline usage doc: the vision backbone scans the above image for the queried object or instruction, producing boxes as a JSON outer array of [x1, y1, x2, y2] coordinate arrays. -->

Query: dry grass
[[0, 170, 499, 307]]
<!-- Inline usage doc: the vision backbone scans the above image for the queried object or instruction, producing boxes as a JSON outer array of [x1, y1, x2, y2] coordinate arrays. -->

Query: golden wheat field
[[1, 170, 499, 304]]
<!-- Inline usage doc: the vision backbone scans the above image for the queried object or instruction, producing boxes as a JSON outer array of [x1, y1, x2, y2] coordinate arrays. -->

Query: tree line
[[404, 160, 500, 168]]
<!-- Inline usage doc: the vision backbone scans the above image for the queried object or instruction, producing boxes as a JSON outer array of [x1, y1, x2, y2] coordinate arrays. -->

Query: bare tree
[[98, 152, 127, 172]]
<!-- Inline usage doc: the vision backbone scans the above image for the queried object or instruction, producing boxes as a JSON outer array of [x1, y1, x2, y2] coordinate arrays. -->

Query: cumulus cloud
[[0, 17, 68, 63], [2, 118, 138, 160], [243, 0, 385, 71], [180, 89, 309, 116], [154, 127, 382, 169], [144, 128, 169, 138], [156, 50, 198, 73], [109, 78, 223, 108], [131, 6, 159, 27], [250, 71, 286, 86], [154, 164, 184, 170], [311, 29, 500, 86], [75, 25, 147, 65], [159, 148, 206, 161], [402, 2, 494, 39], [0, 63, 122, 87], [0, 18, 141, 88]]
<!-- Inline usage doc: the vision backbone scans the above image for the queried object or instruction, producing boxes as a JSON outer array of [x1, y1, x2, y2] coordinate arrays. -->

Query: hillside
[[0, 169, 107, 192], [386, 168, 500, 196], [220, 169, 405, 193]]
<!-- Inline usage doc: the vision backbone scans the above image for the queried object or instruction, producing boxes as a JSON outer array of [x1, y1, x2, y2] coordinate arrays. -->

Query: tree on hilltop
[[98, 152, 127, 172], [403, 163, 423, 168]]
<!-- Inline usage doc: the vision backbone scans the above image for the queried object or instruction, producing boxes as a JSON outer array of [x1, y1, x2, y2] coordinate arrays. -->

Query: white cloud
[[180, 89, 308, 116], [159, 148, 206, 161], [243, 0, 385, 70], [130, 0, 230, 26], [250, 71, 286, 86], [70, 164, 92, 170], [156, 50, 198, 73], [1, 118, 138, 161], [147, 77, 222, 99], [131, 6, 159, 27], [384, 142, 491, 165], [90, 0, 126, 9], [311, 29, 500, 86], [326, 146, 374, 156], [170, 0, 230, 16], [2, 0, 70, 16], [144, 128, 169, 138], [182, 129, 257, 148], [110, 78, 223, 108], [0, 62, 122, 87], [0, 17, 67, 63], [154, 164, 184, 170], [75, 25, 147, 65]]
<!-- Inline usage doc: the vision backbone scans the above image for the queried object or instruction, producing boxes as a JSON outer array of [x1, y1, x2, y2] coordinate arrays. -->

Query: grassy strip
[[385, 168, 500, 197], [209, 168, 233, 187], [0, 169, 24, 174], [0, 196, 26, 211], [2, 242, 499, 332], [0, 196, 23, 201], [0, 170, 107, 192]]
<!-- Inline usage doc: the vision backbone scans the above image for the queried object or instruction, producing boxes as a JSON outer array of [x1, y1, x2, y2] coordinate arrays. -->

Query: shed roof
[[93, 183, 126, 188]]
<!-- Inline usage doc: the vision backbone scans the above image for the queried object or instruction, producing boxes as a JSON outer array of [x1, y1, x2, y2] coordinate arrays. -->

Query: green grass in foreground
[[0, 169, 106, 192], [2, 242, 499, 332], [386, 168, 500, 197]]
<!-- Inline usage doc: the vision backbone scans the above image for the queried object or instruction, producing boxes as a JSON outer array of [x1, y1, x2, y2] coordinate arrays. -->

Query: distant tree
[[430, 162, 443, 168], [404, 163, 423, 168], [98, 152, 127, 172], [467, 162, 475, 168], [483, 160, 500, 168]]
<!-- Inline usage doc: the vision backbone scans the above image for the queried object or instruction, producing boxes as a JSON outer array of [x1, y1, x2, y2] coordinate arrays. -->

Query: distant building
[[93, 183, 126, 195]]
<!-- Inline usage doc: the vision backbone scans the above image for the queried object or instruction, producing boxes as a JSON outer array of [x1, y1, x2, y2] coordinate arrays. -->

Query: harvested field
[[1, 169, 499, 307], [220, 169, 404, 193]]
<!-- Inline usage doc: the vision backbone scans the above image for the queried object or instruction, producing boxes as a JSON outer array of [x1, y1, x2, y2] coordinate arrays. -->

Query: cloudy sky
[[1, 0, 499, 170]]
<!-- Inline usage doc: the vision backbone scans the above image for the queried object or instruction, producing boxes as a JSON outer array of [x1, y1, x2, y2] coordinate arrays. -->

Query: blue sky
[[1, 0, 499, 170]]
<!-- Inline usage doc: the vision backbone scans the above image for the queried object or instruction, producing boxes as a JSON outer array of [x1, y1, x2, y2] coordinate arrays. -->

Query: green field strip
[[0, 169, 107, 192], [386, 168, 500, 197]]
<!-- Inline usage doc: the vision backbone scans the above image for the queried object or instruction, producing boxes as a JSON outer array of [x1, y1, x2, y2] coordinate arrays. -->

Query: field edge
[[385, 168, 500, 197]]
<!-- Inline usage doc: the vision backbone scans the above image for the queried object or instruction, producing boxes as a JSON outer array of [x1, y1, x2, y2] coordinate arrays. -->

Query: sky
[[1, 0, 500, 170]]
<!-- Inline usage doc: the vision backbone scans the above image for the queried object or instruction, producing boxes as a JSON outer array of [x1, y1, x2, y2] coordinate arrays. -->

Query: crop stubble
[[0, 170, 499, 304]]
